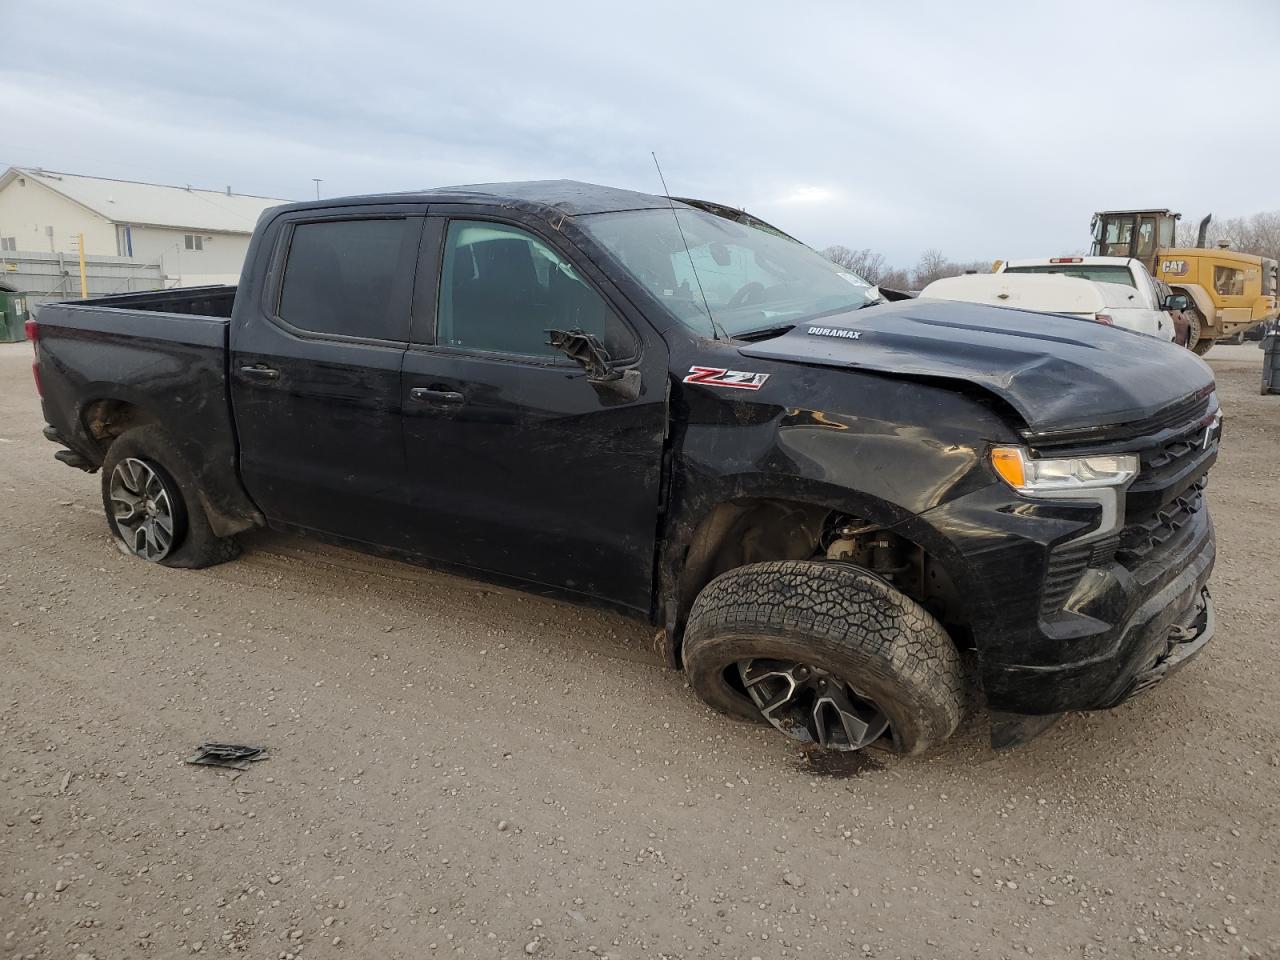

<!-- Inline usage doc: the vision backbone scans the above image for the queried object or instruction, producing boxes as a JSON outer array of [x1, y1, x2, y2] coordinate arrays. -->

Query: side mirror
[[546, 328, 641, 404], [1164, 293, 1190, 311]]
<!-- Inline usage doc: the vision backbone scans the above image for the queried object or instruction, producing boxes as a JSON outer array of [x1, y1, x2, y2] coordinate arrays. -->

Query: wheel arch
[[1169, 282, 1218, 332], [81, 397, 262, 539], [657, 482, 975, 668], [80, 396, 160, 460]]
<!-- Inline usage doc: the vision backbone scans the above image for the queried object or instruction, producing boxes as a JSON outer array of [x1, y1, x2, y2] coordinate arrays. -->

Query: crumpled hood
[[738, 298, 1215, 434]]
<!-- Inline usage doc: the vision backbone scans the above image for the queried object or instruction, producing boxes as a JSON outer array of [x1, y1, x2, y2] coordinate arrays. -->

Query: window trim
[[412, 211, 641, 367], [265, 212, 424, 347]]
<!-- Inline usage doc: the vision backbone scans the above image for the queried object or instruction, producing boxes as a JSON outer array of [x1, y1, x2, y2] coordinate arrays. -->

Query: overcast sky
[[3, 0, 1276, 265]]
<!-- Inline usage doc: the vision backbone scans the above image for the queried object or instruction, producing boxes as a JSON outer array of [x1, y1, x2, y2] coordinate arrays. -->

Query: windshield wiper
[[733, 323, 796, 343]]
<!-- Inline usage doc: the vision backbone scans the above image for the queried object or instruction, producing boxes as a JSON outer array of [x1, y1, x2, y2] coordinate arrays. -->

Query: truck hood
[[737, 299, 1214, 435]]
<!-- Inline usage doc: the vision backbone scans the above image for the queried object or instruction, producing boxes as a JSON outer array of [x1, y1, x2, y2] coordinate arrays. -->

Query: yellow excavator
[[1090, 209, 1279, 354]]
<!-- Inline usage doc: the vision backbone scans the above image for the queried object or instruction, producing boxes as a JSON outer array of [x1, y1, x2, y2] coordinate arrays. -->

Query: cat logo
[[1161, 259, 1190, 277]]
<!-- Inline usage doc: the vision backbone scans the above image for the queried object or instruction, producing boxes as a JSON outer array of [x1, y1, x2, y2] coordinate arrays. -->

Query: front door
[[400, 213, 669, 612], [230, 208, 424, 547]]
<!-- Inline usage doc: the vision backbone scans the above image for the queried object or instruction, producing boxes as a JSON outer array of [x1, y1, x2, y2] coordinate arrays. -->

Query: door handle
[[409, 386, 465, 405], [239, 364, 280, 381]]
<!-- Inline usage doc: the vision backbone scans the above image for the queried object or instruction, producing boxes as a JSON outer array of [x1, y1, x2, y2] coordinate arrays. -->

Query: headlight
[[990, 447, 1138, 494], [991, 446, 1139, 547]]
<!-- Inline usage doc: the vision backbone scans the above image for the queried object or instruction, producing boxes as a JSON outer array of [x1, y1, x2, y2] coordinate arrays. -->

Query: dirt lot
[[1, 339, 1277, 960]]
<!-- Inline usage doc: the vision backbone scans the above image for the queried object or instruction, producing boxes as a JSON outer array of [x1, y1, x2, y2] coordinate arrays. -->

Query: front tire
[[682, 561, 966, 755], [101, 425, 240, 569], [1185, 307, 1214, 356]]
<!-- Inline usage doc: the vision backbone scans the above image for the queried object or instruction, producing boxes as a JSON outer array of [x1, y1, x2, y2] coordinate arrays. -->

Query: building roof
[[0, 167, 292, 234]]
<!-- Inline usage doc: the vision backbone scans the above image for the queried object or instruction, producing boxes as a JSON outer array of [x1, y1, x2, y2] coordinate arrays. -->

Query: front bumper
[[915, 478, 1217, 717]]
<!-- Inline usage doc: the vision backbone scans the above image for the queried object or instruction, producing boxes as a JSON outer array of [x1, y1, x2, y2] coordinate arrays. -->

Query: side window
[[438, 220, 633, 360], [1213, 265, 1245, 297], [278, 218, 409, 341]]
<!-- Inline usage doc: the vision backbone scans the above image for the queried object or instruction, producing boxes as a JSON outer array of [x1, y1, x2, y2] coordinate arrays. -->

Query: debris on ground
[[184, 743, 268, 771]]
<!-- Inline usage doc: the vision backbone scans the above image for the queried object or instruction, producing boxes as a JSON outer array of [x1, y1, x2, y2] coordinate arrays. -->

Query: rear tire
[[101, 425, 240, 569], [682, 560, 966, 755]]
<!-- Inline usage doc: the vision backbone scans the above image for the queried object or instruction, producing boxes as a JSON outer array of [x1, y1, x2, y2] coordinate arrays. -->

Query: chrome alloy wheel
[[108, 457, 177, 561], [736, 658, 890, 751]]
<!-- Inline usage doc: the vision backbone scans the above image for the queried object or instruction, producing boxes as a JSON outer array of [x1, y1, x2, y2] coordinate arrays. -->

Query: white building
[[0, 167, 291, 287]]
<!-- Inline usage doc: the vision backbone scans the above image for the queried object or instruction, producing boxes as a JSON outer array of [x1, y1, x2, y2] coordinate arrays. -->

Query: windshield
[[580, 207, 876, 337], [1004, 264, 1136, 289]]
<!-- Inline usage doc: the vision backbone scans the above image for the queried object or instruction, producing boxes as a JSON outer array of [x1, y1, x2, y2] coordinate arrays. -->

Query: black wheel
[[1185, 308, 1214, 356], [682, 561, 966, 755], [101, 425, 239, 569]]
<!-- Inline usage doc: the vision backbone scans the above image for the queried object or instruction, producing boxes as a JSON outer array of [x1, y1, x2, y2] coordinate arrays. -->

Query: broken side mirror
[[546, 328, 641, 403], [1164, 293, 1190, 312]]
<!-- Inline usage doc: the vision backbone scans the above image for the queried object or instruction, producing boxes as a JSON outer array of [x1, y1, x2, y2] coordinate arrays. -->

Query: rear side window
[[437, 220, 633, 360], [278, 218, 409, 341]]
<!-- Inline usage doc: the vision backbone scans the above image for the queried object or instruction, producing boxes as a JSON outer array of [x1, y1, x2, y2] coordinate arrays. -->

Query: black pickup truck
[[31, 181, 1221, 754]]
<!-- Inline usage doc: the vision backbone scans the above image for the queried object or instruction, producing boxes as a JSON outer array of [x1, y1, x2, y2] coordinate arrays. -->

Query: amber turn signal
[[990, 447, 1026, 489]]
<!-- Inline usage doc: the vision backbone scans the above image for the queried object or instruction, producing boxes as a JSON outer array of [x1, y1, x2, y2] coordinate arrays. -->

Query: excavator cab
[[1090, 210, 1180, 274]]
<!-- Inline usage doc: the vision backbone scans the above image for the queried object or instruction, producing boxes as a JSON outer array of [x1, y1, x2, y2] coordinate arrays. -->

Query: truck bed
[[32, 286, 260, 537], [60, 285, 238, 319]]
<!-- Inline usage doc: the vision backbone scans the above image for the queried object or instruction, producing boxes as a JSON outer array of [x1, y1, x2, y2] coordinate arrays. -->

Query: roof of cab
[[277, 180, 676, 218]]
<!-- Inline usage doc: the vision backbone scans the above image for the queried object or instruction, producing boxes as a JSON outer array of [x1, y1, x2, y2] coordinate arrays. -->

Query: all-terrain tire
[[682, 560, 966, 755], [100, 425, 240, 569]]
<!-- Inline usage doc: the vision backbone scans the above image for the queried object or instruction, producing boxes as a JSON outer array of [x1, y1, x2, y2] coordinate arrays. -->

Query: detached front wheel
[[683, 560, 966, 755]]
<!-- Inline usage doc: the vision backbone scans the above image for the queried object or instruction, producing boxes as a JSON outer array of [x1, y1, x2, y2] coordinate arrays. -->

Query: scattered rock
[[783, 872, 806, 888], [525, 940, 540, 955], [54, 879, 68, 892], [268, 875, 282, 885]]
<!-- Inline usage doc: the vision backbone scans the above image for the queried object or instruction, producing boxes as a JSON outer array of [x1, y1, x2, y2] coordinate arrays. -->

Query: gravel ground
[[1, 339, 1277, 960]]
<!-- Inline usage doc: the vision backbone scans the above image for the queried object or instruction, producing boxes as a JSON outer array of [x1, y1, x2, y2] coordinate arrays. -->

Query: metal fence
[[0, 251, 169, 308]]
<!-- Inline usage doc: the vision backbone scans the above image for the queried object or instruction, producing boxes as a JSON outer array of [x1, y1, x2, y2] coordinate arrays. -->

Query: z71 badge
[[683, 366, 770, 390]]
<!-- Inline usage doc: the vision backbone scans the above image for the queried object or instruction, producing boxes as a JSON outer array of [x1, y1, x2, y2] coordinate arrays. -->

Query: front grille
[[1038, 396, 1217, 617], [1117, 478, 1206, 566]]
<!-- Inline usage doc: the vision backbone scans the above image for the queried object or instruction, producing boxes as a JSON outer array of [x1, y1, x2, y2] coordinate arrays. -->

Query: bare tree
[[1176, 211, 1280, 262], [820, 245, 889, 284], [822, 244, 994, 292], [911, 249, 952, 288]]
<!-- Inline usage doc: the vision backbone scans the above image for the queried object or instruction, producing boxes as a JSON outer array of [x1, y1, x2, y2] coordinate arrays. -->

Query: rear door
[[230, 205, 424, 547], [399, 209, 669, 612]]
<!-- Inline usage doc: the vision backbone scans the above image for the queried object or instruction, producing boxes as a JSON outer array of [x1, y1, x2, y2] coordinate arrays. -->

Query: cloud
[[775, 185, 841, 206], [3, 0, 1277, 266]]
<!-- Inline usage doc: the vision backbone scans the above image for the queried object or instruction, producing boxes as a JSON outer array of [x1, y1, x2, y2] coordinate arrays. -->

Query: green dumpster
[[0, 291, 31, 342]]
